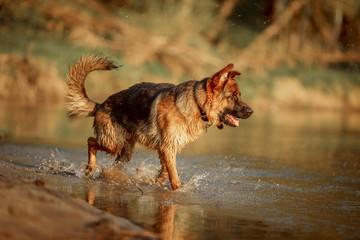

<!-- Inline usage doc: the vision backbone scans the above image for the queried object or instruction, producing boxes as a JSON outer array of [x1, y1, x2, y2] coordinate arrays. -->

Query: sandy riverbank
[[0, 173, 159, 240]]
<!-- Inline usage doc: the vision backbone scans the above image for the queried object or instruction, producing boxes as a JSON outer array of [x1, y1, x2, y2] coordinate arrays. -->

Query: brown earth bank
[[0, 173, 159, 240]]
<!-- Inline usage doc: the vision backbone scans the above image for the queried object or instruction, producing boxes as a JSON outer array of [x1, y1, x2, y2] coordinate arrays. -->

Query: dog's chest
[[166, 118, 205, 151]]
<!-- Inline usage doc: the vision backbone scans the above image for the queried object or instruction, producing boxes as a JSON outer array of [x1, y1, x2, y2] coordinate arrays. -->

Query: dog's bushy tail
[[66, 54, 118, 117]]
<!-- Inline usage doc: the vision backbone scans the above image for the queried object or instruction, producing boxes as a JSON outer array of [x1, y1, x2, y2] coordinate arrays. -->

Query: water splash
[[102, 159, 159, 186], [181, 172, 209, 192], [39, 150, 209, 192], [39, 148, 109, 179], [131, 160, 159, 184], [39, 148, 77, 176]]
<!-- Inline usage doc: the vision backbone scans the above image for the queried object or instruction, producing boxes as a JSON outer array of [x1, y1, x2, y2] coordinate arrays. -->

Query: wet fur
[[66, 55, 253, 190]]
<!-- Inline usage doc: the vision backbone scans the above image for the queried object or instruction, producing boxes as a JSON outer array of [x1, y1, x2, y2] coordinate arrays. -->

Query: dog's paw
[[83, 165, 103, 179]]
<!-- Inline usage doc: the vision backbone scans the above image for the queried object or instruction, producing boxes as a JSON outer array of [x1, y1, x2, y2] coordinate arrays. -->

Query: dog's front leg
[[158, 149, 181, 190], [157, 159, 169, 185]]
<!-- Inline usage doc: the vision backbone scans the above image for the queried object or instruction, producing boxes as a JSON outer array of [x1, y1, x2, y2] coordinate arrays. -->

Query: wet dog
[[67, 55, 253, 190]]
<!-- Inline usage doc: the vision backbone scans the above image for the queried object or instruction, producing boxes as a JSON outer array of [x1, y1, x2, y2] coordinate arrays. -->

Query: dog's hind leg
[[114, 139, 135, 164], [87, 137, 99, 172]]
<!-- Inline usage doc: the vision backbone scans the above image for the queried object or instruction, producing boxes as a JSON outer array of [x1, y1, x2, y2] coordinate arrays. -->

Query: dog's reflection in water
[[86, 186, 185, 239]]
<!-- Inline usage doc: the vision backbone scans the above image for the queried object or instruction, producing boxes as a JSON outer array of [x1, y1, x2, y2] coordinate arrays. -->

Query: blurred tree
[[244, 0, 309, 54], [236, 0, 360, 69], [1, 0, 359, 71], [205, 0, 238, 44]]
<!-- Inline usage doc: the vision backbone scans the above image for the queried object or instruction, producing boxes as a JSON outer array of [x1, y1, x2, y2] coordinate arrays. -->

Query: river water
[[0, 106, 359, 239]]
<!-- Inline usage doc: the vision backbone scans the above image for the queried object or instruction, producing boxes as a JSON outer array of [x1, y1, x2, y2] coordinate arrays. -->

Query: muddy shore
[[0, 170, 158, 240]]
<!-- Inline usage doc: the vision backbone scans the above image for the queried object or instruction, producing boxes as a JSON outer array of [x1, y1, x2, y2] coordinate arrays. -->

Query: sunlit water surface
[[0, 106, 359, 239]]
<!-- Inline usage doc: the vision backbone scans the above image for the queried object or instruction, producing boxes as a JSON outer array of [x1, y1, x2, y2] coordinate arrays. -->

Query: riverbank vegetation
[[0, 0, 359, 110]]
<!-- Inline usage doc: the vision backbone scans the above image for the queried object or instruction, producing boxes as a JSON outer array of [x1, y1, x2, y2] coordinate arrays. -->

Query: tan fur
[[66, 55, 118, 117]]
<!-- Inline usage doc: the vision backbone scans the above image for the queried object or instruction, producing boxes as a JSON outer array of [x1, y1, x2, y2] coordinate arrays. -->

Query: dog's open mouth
[[224, 114, 239, 127]]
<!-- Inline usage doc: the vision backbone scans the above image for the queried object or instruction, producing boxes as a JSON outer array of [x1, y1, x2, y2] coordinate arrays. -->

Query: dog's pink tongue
[[227, 114, 239, 126]]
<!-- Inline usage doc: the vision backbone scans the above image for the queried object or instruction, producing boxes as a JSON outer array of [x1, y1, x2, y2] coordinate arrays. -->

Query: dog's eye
[[225, 92, 238, 101], [231, 92, 238, 101]]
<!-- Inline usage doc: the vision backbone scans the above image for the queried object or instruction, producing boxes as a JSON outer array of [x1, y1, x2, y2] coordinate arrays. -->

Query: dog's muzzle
[[244, 107, 253, 117]]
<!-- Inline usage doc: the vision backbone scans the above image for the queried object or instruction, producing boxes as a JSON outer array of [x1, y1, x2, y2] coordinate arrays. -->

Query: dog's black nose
[[246, 107, 253, 115]]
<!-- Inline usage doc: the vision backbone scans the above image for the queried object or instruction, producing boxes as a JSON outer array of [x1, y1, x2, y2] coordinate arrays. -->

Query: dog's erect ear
[[206, 63, 234, 96], [229, 71, 241, 80]]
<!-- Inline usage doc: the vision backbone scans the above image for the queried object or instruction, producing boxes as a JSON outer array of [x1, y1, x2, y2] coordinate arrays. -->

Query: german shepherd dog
[[67, 55, 253, 190]]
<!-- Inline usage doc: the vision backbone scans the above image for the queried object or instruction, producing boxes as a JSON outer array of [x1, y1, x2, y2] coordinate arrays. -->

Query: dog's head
[[205, 63, 253, 129]]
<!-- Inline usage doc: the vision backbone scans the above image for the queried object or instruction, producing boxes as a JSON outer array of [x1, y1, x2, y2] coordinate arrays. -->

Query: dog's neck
[[194, 79, 211, 128]]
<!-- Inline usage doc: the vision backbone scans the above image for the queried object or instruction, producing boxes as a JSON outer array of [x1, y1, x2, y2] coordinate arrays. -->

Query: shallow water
[[0, 106, 360, 239]]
